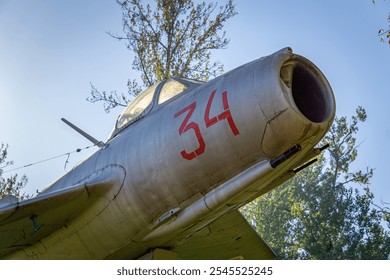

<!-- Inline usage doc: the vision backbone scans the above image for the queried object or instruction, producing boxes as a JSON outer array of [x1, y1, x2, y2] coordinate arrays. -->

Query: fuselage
[[5, 48, 335, 259]]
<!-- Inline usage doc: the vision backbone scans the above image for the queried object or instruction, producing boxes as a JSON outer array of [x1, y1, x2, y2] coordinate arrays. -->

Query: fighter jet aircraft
[[0, 47, 335, 259]]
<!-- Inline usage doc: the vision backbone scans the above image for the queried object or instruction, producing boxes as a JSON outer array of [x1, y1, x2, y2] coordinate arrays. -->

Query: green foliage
[[378, 18, 390, 44], [372, 0, 390, 44], [242, 107, 390, 259], [88, 0, 236, 112], [0, 143, 29, 201]]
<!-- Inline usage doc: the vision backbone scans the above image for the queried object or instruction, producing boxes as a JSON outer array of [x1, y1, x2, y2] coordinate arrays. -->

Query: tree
[[242, 107, 390, 259], [88, 0, 237, 113], [0, 143, 29, 201], [378, 15, 390, 44], [372, 0, 390, 44]]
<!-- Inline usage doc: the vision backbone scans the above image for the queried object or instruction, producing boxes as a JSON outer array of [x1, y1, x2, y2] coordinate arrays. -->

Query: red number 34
[[174, 90, 240, 160]]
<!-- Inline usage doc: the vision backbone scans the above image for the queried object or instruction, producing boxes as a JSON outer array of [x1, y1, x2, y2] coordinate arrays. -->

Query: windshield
[[115, 82, 159, 130], [158, 78, 188, 104]]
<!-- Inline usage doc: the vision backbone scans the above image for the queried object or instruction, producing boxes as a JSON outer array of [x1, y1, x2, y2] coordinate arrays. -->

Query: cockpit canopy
[[115, 82, 159, 131], [110, 77, 203, 139]]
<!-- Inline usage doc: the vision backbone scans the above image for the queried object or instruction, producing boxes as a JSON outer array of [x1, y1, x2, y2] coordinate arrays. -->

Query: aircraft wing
[[0, 165, 125, 258], [172, 210, 276, 260]]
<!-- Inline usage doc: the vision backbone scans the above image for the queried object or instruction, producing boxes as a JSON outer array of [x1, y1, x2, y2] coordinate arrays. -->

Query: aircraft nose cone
[[260, 50, 336, 158]]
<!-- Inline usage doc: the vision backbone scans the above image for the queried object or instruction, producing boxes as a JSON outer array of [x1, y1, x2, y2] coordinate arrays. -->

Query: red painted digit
[[204, 90, 240, 135], [174, 102, 206, 160], [204, 89, 219, 127]]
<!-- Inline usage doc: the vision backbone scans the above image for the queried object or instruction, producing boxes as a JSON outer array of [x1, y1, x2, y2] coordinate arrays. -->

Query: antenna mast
[[61, 118, 105, 148]]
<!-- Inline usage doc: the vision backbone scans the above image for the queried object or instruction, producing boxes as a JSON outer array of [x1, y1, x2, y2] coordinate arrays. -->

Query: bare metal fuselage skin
[[3, 48, 335, 259]]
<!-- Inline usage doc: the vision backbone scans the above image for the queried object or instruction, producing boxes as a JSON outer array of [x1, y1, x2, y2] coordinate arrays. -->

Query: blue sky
[[1, 0, 389, 206]]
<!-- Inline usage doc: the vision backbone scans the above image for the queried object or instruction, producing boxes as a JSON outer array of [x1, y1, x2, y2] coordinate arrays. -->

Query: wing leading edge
[[0, 164, 125, 258]]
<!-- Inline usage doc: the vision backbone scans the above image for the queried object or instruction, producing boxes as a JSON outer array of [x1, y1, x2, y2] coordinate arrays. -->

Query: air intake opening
[[281, 61, 330, 123]]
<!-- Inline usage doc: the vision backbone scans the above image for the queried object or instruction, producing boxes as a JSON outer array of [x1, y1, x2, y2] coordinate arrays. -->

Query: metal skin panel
[[1, 48, 335, 259], [172, 210, 276, 260]]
